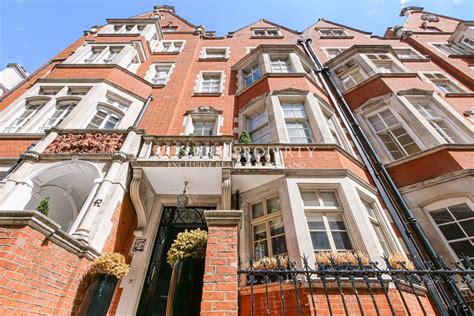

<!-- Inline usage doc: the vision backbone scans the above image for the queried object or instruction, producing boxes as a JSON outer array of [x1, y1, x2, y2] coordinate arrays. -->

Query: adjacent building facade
[[0, 5, 472, 315]]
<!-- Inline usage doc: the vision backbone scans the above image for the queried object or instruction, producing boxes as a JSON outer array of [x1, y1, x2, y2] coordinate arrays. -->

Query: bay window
[[3, 100, 46, 133], [243, 64, 261, 86], [366, 54, 403, 73], [412, 102, 462, 144], [86, 109, 121, 129], [247, 110, 270, 144], [251, 196, 287, 260], [282, 103, 314, 143], [367, 108, 421, 159], [38, 100, 77, 132], [302, 190, 353, 252], [422, 72, 465, 94], [270, 57, 291, 73], [362, 200, 390, 256]]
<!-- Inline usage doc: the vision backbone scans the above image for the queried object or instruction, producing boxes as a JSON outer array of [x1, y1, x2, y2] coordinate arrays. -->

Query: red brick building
[[0, 5, 472, 315]]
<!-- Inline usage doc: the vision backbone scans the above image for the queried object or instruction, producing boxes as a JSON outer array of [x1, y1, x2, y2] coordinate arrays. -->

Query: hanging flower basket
[[79, 253, 129, 316], [166, 229, 207, 316]]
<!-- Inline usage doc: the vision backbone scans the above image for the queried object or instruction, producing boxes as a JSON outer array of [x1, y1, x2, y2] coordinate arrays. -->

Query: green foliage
[[167, 229, 208, 266], [36, 196, 50, 216], [238, 130, 252, 144]]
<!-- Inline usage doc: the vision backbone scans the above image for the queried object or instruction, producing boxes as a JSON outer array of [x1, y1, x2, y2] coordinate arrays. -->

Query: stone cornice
[[204, 210, 243, 227], [0, 211, 100, 260]]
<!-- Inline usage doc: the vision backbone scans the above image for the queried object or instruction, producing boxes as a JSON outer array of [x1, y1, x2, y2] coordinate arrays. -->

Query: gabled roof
[[305, 18, 372, 35], [229, 19, 300, 35]]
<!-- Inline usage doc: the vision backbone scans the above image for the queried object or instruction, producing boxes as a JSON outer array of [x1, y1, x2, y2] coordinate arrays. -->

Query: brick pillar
[[201, 210, 242, 316]]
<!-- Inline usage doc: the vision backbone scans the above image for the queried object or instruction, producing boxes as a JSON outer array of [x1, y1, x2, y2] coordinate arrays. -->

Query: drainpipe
[[133, 95, 154, 127], [298, 38, 470, 315]]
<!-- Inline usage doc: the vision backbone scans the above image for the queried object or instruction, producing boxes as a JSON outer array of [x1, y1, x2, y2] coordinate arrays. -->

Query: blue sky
[[0, 0, 473, 73]]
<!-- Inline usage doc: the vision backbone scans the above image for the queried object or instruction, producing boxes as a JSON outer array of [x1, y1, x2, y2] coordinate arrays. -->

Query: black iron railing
[[238, 255, 473, 316]]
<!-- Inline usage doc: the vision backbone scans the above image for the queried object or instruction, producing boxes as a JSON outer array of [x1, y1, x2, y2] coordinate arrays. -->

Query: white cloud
[[18, 27, 24, 32], [400, 0, 410, 5]]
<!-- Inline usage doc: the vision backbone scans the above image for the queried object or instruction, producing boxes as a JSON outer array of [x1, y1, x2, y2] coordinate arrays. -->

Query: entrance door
[[137, 207, 208, 316]]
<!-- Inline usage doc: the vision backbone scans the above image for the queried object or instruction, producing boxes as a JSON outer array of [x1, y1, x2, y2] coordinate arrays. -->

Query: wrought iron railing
[[238, 255, 473, 315]]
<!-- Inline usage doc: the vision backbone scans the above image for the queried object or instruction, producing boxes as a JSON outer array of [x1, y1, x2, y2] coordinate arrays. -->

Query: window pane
[[310, 232, 330, 250], [332, 232, 352, 250], [269, 218, 284, 236], [448, 204, 472, 220], [267, 197, 280, 214], [307, 219, 325, 230], [431, 209, 454, 224], [271, 235, 287, 255], [363, 201, 376, 218], [450, 240, 474, 258], [253, 223, 267, 240], [320, 191, 338, 207], [252, 202, 264, 219], [439, 223, 466, 241], [459, 220, 474, 237], [254, 241, 268, 260], [327, 216, 347, 230], [302, 192, 320, 206]]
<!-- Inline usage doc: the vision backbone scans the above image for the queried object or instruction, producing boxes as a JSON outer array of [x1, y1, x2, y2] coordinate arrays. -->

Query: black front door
[[137, 207, 208, 316]]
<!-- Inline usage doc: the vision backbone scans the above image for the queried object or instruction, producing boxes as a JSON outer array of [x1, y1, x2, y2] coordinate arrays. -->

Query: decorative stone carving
[[44, 133, 125, 154], [112, 151, 128, 163], [421, 13, 439, 22], [20, 151, 41, 162]]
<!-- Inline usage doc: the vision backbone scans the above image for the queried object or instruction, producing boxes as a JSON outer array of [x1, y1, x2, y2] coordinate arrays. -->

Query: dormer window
[[325, 48, 347, 59], [461, 36, 474, 49], [319, 28, 348, 37], [163, 26, 178, 33], [252, 28, 281, 37]]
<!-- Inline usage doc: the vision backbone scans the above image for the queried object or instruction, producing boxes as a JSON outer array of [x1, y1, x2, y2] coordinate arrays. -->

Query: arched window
[[426, 197, 474, 264], [3, 98, 48, 133], [38, 99, 78, 132]]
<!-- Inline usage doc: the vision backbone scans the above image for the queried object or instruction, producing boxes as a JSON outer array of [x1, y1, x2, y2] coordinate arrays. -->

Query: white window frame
[[155, 40, 185, 53], [200, 47, 230, 60], [246, 108, 271, 144], [270, 56, 291, 73], [85, 107, 123, 129], [361, 200, 391, 257], [250, 196, 287, 260], [366, 107, 421, 160], [324, 47, 348, 59], [251, 28, 281, 37], [243, 63, 262, 87], [334, 59, 368, 90], [394, 47, 425, 60], [282, 102, 314, 144], [430, 42, 472, 56], [301, 190, 354, 252], [2, 99, 47, 133], [365, 53, 404, 74], [420, 72, 466, 94], [37, 99, 78, 132], [425, 197, 474, 264], [318, 28, 349, 37], [146, 63, 175, 85], [195, 71, 224, 94]]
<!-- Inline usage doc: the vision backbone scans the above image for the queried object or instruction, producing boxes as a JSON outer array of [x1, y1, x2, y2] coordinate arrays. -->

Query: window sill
[[250, 36, 284, 39], [399, 57, 430, 62], [448, 54, 474, 59], [150, 83, 166, 88], [152, 51, 181, 55], [444, 92, 474, 98], [198, 57, 229, 62], [319, 35, 354, 39], [192, 92, 223, 97], [341, 73, 418, 95], [96, 33, 141, 37]]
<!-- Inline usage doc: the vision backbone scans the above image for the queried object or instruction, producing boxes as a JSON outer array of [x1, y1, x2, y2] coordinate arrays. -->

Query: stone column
[[201, 210, 242, 316], [221, 169, 231, 210]]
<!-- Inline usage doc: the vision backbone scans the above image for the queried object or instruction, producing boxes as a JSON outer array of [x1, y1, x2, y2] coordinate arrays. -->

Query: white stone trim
[[144, 62, 176, 85], [199, 46, 231, 60], [193, 70, 226, 94]]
